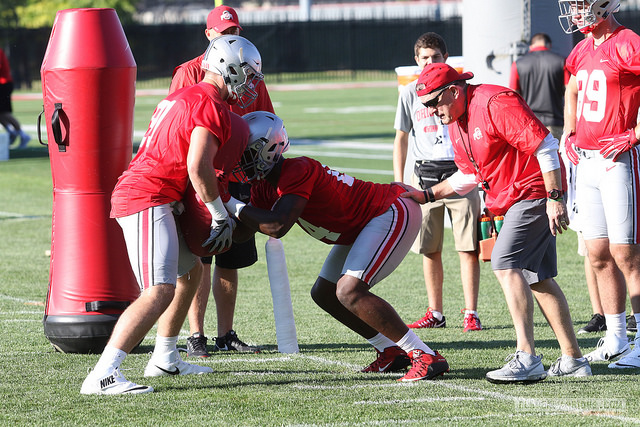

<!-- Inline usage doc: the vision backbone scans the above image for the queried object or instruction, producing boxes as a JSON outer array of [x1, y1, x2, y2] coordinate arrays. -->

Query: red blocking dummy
[[40, 8, 139, 353]]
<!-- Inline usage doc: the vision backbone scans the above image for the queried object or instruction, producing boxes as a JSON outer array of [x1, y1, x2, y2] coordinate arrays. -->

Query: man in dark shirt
[[509, 33, 567, 140]]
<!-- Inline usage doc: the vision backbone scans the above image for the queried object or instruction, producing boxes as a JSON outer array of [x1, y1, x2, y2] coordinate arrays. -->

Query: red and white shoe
[[462, 310, 483, 332], [406, 308, 446, 329], [361, 345, 411, 373], [399, 349, 449, 382]]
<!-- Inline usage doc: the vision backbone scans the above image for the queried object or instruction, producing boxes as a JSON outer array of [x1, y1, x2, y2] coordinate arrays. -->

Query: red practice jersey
[[249, 157, 405, 245], [449, 85, 550, 215], [111, 82, 232, 218], [566, 27, 640, 149], [169, 53, 274, 115]]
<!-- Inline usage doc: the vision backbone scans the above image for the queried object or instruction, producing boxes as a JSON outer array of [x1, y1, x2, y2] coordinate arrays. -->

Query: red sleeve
[[488, 92, 549, 155]]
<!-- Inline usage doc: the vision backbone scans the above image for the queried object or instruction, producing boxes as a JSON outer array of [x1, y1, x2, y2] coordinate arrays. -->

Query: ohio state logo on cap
[[220, 10, 233, 21]]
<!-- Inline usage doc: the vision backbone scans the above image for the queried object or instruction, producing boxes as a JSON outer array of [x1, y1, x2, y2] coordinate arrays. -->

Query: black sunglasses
[[422, 86, 450, 109]]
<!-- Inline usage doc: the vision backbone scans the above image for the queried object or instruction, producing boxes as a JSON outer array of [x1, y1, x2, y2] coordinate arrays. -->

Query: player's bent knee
[[310, 277, 337, 307]]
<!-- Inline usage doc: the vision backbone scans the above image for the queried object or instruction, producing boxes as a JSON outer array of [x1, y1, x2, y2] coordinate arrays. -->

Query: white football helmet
[[233, 111, 290, 182], [558, 0, 620, 34], [202, 35, 264, 108]]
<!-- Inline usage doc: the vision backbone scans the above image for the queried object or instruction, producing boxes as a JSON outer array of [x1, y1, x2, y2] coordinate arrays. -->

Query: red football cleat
[[398, 349, 449, 382], [361, 345, 411, 373]]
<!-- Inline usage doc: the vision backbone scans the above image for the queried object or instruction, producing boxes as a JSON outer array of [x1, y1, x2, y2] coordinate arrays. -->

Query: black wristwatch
[[547, 189, 564, 201]]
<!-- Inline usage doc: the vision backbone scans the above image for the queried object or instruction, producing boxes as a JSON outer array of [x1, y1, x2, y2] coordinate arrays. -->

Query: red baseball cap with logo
[[207, 6, 243, 33], [416, 63, 474, 97]]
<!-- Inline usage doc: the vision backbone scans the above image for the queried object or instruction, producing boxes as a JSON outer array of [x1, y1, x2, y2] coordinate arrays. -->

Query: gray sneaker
[[486, 350, 547, 384], [547, 355, 592, 377]]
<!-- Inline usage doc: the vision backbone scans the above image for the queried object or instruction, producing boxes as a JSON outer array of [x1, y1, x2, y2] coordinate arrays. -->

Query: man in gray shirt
[[393, 32, 482, 332]]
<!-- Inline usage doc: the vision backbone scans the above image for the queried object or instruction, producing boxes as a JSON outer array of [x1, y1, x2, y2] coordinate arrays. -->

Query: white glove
[[201, 196, 235, 253], [202, 216, 236, 253]]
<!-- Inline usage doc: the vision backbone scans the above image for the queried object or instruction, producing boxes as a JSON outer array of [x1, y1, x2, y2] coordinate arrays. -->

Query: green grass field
[[1, 82, 639, 426]]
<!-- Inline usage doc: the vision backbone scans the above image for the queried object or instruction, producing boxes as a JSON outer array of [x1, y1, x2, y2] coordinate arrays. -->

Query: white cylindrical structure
[[265, 237, 299, 353]]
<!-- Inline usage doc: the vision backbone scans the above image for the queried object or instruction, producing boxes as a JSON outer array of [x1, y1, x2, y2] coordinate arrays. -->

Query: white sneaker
[[144, 352, 213, 377], [585, 336, 631, 362], [486, 350, 547, 384], [81, 367, 153, 395], [547, 355, 592, 377], [608, 337, 640, 369]]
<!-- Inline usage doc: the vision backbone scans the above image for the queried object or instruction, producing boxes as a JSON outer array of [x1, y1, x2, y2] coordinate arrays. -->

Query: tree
[[2, 0, 139, 29]]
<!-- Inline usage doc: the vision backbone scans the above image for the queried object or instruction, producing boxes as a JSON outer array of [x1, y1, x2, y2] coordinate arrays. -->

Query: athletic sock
[[396, 330, 435, 356], [94, 345, 127, 373], [367, 333, 397, 352], [634, 313, 640, 340], [430, 310, 444, 321], [152, 335, 179, 361], [605, 312, 627, 341]]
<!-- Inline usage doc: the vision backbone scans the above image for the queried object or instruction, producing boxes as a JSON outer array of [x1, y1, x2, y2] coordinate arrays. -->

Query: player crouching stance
[[228, 111, 449, 381]]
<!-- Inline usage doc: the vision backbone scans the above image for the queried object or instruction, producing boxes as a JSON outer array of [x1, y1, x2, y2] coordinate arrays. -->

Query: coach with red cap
[[402, 63, 591, 383]]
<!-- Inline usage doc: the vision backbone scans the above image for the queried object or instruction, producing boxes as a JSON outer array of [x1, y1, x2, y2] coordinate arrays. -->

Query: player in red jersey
[[402, 63, 591, 383], [227, 111, 450, 382], [80, 35, 262, 395], [170, 5, 274, 357], [558, 0, 640, 368]]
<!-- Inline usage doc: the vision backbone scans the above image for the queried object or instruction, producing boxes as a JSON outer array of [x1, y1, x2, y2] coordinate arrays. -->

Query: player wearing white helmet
[[201, 35, 263, 108], [233, 111, 289, 182], [80, 35, 259, 395], [228, 111, 450, 382], [559, 0, 640, 368], [558, 0, 620, 34]]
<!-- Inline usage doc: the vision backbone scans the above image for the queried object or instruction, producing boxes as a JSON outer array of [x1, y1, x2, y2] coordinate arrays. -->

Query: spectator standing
[[393, 32, 481, 332], [509, 32, 567, 140]]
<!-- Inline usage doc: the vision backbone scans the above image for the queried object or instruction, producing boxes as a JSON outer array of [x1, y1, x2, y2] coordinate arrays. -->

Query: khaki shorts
[[410, 172, 480, 255]]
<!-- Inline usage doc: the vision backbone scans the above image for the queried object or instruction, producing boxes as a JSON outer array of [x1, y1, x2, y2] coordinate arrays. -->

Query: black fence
[[2, 17, 461, 89], [3, 9, 640, 90]]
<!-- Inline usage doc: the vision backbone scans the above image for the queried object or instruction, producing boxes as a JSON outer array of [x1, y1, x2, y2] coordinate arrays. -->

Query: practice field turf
[[1, 83, 639, 426]]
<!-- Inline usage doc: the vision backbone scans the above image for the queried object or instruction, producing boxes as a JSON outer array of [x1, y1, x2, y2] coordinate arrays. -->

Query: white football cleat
[[144, 352, 213, 377], [608, 337, 640, 369], [81, 367, 153, 395], [585, 336, 631, 362]]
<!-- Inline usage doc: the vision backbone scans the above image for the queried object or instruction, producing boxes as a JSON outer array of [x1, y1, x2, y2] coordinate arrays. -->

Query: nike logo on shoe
[[378, 362, 393, 372], [100, 375, 116, 389], [607, 350, 627, 360], [155, 366, 180, 375]]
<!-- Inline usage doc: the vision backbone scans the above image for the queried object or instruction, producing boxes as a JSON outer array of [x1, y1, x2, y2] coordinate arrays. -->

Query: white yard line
[[293, 353, 640, 424]]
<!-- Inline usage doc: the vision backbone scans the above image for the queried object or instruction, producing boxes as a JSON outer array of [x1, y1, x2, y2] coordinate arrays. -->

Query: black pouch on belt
[[414, 160, 458, 190]]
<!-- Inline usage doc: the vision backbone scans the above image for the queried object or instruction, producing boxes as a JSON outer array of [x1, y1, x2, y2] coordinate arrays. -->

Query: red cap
[[207, 6, 242, 33], [416, 63, 474, 97]]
